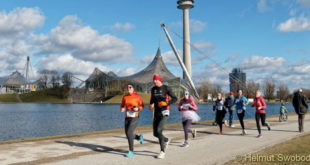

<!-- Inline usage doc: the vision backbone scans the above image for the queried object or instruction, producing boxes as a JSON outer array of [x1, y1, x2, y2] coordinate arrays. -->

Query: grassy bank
[[227, 134, 310, 165], [104, 92, 151, 104], [0, 88, 69, 103]]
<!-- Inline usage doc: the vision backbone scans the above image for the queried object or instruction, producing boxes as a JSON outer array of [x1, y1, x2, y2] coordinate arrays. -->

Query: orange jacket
[[120, 91, 144, 118]]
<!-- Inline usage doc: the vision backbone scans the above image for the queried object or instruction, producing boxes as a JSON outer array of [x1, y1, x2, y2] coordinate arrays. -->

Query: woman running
[[120, 84, 144, 158], [178, 90, 199, 147], [252, 90, 271, 138], [213, 93, 226, 134]]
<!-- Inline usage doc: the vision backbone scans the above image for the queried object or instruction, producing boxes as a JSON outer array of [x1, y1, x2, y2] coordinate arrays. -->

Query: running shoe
[[157, 151, 165, 159], [181, 141, 189, 148], [139, 134, 144, 144], [192, 129, 197, 139], [125, 151, 134, 158]]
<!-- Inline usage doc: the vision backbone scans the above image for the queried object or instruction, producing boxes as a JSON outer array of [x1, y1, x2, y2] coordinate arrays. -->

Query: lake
[[0, 103, 301, 141]]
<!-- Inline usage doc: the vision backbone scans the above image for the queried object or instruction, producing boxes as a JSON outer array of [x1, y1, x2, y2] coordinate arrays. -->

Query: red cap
[[153, 75, 163, 82], [229, 92, 234, 96]]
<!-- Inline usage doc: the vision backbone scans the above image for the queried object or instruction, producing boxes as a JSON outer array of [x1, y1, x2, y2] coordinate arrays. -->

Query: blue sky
[[0, 0, 309, 91]]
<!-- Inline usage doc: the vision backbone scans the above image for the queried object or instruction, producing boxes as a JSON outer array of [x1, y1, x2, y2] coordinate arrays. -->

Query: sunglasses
[[185, 93, 189, 95], [127, 86, 133, 89]]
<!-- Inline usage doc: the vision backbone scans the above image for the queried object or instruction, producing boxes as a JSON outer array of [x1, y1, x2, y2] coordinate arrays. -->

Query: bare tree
[[263, 79, 276, 101], [38, 69, 50, 89], [50, 70, 60, 88], [62, 72, 73, 88], [277, 84, 289, 102], [197, 79, 212, 101], [211, 85, 223, 98], [245, 80, 260, 98]]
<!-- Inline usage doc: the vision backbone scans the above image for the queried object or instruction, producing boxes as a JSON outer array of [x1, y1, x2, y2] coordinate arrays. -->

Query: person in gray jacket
[[292, 88, 309, 133]]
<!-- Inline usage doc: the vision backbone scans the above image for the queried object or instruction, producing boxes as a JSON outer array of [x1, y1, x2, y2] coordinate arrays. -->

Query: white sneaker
[[181, 141, 189, 148], [157, 151, 165, 159], [192, 129, 197, 139], [230, 124, 235, 128]]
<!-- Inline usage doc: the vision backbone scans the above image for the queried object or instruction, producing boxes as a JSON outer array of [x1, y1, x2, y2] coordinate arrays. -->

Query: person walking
[[224, 92, 236, 127], [178, 90, 199, 147], [120, 84, 145, 158], [252, 90, 271, 138], [292, 88, 309, 133], [149, 75, 177, 159], [213, 93, 226, 134], [235, 90, 248, 135]]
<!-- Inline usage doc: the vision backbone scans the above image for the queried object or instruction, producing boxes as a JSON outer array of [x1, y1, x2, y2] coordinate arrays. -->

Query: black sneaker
[[267, 124, 271, 131]]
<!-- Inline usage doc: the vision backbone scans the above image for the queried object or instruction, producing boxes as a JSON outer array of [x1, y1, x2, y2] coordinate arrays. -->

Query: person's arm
[[149, 88, 155, 110], [190, 99, 198, 111], [138, 95, 144, 111], [178, 100, 183, 111], [120, 96, 126, 112], [260, 98, 267, 109], [303, 96, 309, 109], [167, 86, 177, 105]]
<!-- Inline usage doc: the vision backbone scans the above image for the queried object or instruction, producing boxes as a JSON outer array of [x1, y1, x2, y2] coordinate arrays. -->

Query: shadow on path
[[56, 141, 126, 156]]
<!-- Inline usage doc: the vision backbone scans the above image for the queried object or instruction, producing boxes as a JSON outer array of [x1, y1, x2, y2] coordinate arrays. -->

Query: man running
[[149, 75, 177, 159]]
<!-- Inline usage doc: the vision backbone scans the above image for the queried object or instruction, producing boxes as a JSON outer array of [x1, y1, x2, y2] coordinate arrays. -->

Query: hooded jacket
[[292, 91, 308, 115], [120, 91, 144, 118]]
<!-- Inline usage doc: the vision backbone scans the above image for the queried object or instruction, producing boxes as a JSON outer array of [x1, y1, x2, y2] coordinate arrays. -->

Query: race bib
[[237, 109, 244, 114], [162, 110, 170, 117], [126, 111, 136, 118]]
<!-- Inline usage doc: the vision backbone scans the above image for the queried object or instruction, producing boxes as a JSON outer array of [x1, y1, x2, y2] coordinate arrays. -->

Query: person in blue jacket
[[235, 90, 248, 135]]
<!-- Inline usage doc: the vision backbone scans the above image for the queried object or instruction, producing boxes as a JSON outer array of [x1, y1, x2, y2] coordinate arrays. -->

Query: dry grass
[[227, 134, 310, 165]]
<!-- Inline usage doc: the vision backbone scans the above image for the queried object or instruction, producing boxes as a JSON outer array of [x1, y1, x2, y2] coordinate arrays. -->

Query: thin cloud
[[105, 22, 135, 32]]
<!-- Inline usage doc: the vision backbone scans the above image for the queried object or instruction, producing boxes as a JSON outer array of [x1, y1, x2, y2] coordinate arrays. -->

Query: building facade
[[229, 68, 246, 93]]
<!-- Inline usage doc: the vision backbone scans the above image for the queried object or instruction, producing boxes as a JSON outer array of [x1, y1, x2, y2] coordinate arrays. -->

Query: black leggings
[[153, 116, 169, 152], [237, 110, 245, 130], [255, 113, 269, 134], [125, 118, 140, 151], [182, 119, 192, 141], [216, 110, 226, 132]]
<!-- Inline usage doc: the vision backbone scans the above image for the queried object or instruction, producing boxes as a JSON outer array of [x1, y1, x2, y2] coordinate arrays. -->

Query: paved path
[[0, 115, 309, 165]]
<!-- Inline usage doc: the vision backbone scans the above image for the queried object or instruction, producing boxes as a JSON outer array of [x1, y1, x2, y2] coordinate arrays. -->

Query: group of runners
[[119, 74, 309, 159]]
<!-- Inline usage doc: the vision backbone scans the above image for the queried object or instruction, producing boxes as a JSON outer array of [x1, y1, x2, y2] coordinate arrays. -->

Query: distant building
[[0, 71, 37, 94], [85, 48, 188, 97], [229, 68, 246, 93]]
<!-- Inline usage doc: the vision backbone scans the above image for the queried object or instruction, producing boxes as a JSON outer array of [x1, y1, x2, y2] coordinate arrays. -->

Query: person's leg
[[216, 111, 222, 132], [155, 116, 169, 152], [261, 113, 271, 130], [299, 114, 305, 132], [182, 120, 189, 141], [237, 111, 245, 130], [255, 113, 261, 135], [219, 111, 226, 133], [229, 109, 233, 126], [126, 118, 139, 152]]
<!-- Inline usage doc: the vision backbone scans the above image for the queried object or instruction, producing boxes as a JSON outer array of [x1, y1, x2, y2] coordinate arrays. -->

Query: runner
[[235, 90, 248, 135], [120, 84, 144, 158], [252, 90, 271, 138], [149, 74, 177, 159], [224, 92, 236, 127], [178, 90, 199, 147], [213, 93, 226, 134]]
